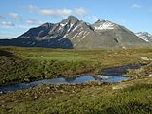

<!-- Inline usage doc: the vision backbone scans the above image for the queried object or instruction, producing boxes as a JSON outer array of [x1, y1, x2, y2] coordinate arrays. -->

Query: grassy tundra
[[0, 46, 152, 85], [0, 77, 152, 114], [0, 46, 152, 114]]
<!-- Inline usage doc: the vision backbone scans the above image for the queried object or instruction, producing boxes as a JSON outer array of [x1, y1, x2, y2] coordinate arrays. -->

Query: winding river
[[0, 63, 143, 94]]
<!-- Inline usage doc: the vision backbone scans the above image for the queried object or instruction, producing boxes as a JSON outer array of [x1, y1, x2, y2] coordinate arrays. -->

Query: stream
[[0, 63, 143, 94]]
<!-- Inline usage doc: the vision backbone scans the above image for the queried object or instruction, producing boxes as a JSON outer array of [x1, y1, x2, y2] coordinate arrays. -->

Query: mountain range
[[135, 32, 152, 43], [0, 16, 151, 49]]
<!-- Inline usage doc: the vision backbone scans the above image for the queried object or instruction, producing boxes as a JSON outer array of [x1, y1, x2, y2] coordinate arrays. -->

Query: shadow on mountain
[[0, 38, 73, 49]]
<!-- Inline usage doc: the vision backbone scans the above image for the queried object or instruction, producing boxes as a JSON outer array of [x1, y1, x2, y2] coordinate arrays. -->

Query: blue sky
[[0, 0, 152, 38]]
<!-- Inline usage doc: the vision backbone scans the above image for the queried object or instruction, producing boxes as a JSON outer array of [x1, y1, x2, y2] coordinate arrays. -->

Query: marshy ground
[[0, 46, 152, 114]]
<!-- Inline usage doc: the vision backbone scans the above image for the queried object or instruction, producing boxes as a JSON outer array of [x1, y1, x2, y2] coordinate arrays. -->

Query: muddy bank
[[101, 63, 146, 76]]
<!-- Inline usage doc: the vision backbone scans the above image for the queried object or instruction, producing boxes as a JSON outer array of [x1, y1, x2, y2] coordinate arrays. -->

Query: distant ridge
[[135, 32, 152, 43], [0, 16, 150, 49]]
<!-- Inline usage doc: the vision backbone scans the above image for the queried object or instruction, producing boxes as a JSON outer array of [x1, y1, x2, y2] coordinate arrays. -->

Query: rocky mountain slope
[[0, 16, 149, 49], [135, 32, 152, 43]]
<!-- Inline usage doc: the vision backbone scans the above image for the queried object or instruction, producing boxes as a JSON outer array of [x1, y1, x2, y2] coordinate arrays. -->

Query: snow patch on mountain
[[93, 20, 116, 30], [16, 16, 149, 49], [135, 32, 152, 42]]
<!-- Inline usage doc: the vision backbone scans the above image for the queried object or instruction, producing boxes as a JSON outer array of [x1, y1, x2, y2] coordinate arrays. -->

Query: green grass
[[0, 56, 99, 85], [0, 46, 152, 85], [8, 46, 152, 67], [0, 77, 152, 114], [0, 46, 152, 113]]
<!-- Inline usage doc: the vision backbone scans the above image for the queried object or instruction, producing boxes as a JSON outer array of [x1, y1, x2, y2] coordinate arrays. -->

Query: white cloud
[[1, 21, 15, 28], [26, 19, 43, 25], [75, 8, 87, 17], [27, 5, 87, 17], [86, 16, 99, 23], [15, 24, 32, 29], [91, 16, 98, 22], [39, 8, 72, 17], [28, 5, 39, 12], [132, 4, 142, 9], [9, 12, 20, 19]]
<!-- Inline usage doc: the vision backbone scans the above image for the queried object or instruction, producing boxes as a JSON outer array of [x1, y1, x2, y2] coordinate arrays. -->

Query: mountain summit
[[93, 19, 119, 30], [0, 16, 149, 49]]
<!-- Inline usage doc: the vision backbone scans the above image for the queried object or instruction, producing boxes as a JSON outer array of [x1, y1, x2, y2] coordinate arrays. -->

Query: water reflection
[[0, 75, 129, 94]]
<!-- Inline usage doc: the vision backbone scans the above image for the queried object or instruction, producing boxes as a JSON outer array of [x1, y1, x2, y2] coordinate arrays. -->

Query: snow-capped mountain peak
[[16, 16, 149, 49], [135, 32, 152, 42], [93, 19, 117, 30]]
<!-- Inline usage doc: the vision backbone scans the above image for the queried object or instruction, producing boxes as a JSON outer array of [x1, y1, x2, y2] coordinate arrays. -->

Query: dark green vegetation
[[0, 46, 152, 85], [0, 47, 100, 85], [0, 77, 152, 114], [0, 46, 152, 114]]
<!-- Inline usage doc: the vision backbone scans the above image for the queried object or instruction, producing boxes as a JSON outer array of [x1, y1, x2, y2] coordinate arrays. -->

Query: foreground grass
[[0, 46, 152, 85], [0, 77, 152, 114], [0, 47, 152, 114]]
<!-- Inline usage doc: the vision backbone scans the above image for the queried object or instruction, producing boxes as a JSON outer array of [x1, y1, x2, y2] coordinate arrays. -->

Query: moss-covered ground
[[0, 46, 152, 114]]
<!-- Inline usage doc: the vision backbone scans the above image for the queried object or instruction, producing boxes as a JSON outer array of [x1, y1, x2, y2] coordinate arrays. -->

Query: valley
[[0, 47, 151, 85], [0, 47, 152, 113], [1, 0, 152, 113]]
